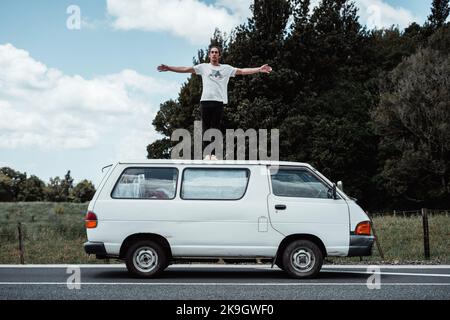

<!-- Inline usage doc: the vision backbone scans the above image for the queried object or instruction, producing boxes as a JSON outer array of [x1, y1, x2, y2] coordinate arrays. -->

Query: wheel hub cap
[[292, 249, 315, 272], [133, 247, 158, 273]]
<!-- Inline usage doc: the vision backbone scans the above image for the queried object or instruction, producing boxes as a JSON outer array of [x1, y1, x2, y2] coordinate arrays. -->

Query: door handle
[[275, 204, 286, 210]]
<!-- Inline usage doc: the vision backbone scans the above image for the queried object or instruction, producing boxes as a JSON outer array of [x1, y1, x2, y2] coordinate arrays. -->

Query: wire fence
[[0, 207, 449, 264], [0, 204, 90, 264], [0, 217, 85, 241], [370, 208, 450, 217]]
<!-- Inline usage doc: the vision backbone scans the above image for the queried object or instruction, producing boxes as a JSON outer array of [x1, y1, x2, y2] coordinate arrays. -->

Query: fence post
[[367, 212, 384, 260], [421, 208, 430, 260], [17, 222, 24, 264]]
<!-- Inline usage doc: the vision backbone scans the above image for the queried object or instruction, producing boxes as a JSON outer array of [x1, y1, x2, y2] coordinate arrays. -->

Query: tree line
[[0, 167, 96, 203], [147, 0, 450, 211]]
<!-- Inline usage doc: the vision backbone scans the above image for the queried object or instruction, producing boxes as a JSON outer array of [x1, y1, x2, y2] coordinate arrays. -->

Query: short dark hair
[[208, 46, 222, 55]]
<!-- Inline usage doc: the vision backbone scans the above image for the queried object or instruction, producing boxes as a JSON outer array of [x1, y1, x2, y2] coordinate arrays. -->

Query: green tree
[[45, 176, 66, 202], [372, 47, 450, 207], [280, 0, 381, 204], [147, 138, 172, 159], [427, 0, 450, 29], [45, 171, 74, 202], [62, 170, 74, 199], [0, 167, 27, 201], [71, 180, 96, 203], [145, 0, 448, 210], [20, 175, 46, 201], [0, 172, 14, 201]]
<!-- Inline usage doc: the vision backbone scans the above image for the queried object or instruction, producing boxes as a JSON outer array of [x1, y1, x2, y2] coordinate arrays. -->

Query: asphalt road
[[0, 264, 449, 300]]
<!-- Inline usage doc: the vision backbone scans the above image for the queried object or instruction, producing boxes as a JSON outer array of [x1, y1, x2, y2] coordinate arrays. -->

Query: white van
[[84, 160, 374, 278]]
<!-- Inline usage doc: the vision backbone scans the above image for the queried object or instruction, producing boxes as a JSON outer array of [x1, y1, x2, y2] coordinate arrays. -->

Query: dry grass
[[329, 214, 450, 264], [0, 202, 102, 264], [0, 202, 449, 264]]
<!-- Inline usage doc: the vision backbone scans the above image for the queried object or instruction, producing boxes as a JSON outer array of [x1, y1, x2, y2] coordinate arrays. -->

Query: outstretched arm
[[157, 64, 195, 73], [236, 64, 272, 75]]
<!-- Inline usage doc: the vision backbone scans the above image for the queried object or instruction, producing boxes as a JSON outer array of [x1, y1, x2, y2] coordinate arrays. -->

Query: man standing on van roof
[[157, 46, 272, 160]]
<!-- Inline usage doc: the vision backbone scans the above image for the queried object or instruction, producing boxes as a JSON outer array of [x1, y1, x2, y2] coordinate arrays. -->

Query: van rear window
[[111, 167, 177, 199], [181, 168, 249, 200]]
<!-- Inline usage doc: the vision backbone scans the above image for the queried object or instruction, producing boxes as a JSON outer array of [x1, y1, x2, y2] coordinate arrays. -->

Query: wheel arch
[[119, 233, 172, 260], [275, 234, 327, 265]]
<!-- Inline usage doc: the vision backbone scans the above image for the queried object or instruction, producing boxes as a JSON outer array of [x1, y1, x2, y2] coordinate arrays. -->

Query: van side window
[[181, 168, 249, 200], [112, 168, 177, 199], [270, 168, 332, 199]]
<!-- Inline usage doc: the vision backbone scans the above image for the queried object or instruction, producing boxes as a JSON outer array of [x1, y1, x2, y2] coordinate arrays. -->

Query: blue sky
[[0, 0, 434, 186]]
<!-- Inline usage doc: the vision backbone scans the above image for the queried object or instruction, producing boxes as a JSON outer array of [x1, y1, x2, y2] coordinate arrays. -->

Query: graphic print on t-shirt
[[209, 70, 223, 79]]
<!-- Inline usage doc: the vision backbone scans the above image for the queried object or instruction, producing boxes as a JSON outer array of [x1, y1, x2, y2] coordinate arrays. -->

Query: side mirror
[[337, 181, 343, 191]]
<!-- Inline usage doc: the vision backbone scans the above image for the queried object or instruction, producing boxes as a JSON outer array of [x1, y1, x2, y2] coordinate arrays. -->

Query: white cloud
[[0, 43, 179, 153], [116, 129, 163, 160], [105, 0, 419, 45], [106, 0, 246, 45], [356, 0, 419, 29], [216, 0, 252, 21], [308, 0, 418, 29]]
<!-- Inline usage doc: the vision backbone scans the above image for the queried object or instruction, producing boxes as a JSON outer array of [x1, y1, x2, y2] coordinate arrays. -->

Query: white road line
[[0, 264, 277, 269], [321, 270, 450, 278], [0, 264, 125, 268], [1, 265, 450, 278], [322, 265, 450, 269], [0, 282, 449, 286], [0, 264, 449, 269]]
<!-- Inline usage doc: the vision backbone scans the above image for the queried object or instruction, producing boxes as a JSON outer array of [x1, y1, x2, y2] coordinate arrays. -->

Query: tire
[[275, 261, 284, 270], [125, 240, 167, 278], [282, 240, 323, 279]]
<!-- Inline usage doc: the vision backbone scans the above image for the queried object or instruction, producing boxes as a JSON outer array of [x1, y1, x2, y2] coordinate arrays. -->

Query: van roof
[[110, 159, 344, 198], [117, 159, 314, 168]]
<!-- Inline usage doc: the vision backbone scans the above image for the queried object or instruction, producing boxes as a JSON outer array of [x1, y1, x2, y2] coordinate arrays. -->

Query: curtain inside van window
[[112, 168, 177, 199], [181, 169, 249, 200]]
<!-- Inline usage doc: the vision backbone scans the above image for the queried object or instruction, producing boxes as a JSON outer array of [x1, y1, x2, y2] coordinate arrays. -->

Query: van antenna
[[102, 164, 113, 173]]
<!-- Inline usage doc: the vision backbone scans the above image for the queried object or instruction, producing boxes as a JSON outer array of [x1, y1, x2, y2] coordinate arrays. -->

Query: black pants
[[200, 101, 224, 154]]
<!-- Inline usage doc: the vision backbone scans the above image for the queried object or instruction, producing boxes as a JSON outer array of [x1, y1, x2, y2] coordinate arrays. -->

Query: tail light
[[355, 221, 371, 236], [85, 211, 98, 229]]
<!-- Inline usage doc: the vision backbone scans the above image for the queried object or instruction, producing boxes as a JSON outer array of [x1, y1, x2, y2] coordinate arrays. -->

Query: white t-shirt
[[193, 63, 237, 104]]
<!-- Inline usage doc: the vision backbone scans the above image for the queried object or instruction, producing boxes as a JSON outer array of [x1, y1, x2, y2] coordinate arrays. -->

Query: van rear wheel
[[125, 240, 167, 278], [282, 240, 323, 279]]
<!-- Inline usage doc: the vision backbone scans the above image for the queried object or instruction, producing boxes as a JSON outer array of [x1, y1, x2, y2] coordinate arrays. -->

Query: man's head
[[208, 46, 221, 65]]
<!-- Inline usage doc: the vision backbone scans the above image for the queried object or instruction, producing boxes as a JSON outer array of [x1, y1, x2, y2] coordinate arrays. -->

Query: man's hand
[[157, 64, 170, 72], [259, 64, 272, 74]]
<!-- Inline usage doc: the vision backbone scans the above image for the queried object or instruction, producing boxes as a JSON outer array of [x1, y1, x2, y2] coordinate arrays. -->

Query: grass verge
[[0, 203, 448, 264]]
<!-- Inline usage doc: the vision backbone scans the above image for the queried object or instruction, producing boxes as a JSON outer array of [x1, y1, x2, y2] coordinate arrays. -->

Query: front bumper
[[348, 235, 375, 257]]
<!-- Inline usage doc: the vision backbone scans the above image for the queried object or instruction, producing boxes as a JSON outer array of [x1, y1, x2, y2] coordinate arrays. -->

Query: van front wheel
[[125, 240, 167, 278], [282, 240, 323, 279]]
